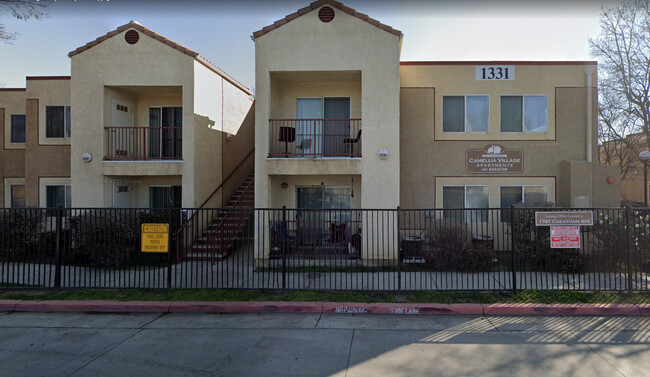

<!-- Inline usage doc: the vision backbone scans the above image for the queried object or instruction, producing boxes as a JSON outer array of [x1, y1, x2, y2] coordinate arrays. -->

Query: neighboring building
[[251, 0, 620, 263], [1, 22, 255, 211], [600, 132, 649, 205], [1, 77, 71, 209]]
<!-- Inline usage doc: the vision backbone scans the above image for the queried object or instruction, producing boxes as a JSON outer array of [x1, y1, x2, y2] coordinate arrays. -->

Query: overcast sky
[[0, 0, 613, 89]]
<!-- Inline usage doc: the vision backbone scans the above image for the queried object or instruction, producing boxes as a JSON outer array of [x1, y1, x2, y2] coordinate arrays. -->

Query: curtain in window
[[466, 96, 489, 132], [11, 185, 25, 208], [443, 96, 464, 132], [466, 186, 489, 222], [500, 96, 522, 132], [523, 96, 547, 132]]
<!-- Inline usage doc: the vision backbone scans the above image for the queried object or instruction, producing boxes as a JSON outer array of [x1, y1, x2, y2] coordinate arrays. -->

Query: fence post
[[54, 206, 62, 289], [167, 207, 173, 290], [510, 206, 517, 292], [282, 206, 287, 290], [397, 206, 401, 292], [625, 206, 633, 293]]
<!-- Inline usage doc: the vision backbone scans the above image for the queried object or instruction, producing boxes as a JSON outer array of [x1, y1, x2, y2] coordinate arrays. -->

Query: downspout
[[584, 65, 596, 163]]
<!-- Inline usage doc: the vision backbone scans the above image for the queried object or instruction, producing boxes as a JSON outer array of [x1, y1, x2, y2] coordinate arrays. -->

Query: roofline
[[252, 0, 402, 40], [400, 61, 598, 66], [26, 76, 71, 80], [69, 21, 253, 96], [0, 88, 26, 92]]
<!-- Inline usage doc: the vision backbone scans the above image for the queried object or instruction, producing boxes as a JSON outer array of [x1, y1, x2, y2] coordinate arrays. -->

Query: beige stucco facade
[[69, 22, 254, 208]]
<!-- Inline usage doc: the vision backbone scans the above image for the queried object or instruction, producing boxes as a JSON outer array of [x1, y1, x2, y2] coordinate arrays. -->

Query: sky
[[0, 0, 614, 90]]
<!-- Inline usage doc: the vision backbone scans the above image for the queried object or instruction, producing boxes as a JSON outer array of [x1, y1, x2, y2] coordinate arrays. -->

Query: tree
[[590, 0, 650, 174], [0, 0, 48, 44]]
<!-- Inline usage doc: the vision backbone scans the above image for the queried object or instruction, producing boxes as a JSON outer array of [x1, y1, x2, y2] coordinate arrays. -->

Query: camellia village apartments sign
[[466, 145, 523, 174]]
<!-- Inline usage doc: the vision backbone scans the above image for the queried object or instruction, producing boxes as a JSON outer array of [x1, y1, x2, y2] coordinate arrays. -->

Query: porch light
[[81, 153, 92, 162], [378, 148, 389, 160]]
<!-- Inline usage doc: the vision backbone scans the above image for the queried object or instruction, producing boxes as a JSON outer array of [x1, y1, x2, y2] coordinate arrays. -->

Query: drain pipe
[[585, 65, 595, 163]]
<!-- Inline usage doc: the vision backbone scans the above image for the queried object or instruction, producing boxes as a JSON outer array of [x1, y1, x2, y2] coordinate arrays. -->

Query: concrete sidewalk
[[0, 311, 648, 376], [0, 299, 648, 316]]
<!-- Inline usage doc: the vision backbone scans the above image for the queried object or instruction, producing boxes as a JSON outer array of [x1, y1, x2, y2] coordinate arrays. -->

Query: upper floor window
[[442, 95, 489, 132], [10, 114, 26, 143], [46, 106, 71, 138], [500, 95, 547, 132], [442, 185, 489, 223]]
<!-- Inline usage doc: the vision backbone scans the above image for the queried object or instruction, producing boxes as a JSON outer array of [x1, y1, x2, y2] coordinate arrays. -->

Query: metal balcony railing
[[269, 119, 361, 158], [104, 126, 182, 160]]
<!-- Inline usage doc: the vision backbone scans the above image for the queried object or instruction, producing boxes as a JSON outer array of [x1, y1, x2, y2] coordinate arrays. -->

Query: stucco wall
[[71, 27, 195, 207]]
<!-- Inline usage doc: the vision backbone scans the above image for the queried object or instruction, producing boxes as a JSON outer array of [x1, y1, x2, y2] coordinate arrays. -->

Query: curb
[[0, 300, 647, 316]]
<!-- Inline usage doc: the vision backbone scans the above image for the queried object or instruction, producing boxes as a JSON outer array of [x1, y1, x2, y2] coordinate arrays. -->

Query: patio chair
[[343, 129, 361, 157]]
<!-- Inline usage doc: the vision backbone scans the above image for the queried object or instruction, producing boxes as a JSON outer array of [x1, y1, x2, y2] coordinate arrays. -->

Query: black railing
[[0, 207, 648, 291]]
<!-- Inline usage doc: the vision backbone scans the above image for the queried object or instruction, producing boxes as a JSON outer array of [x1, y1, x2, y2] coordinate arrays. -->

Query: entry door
[[296, 98, 323, 156], [113, 182, 134, 208], [323, 98, 350, 156], [110, 98, 134, 158], [297, 186, 324, 245]]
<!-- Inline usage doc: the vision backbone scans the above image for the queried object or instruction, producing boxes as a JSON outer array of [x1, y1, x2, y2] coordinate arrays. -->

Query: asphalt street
[[0, 311, 648, 377]]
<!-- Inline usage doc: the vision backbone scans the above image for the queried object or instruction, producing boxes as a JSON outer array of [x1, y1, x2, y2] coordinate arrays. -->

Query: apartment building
[[1, 21, 255, 211], [252, 0, 620, 263], [1, 77, 71, 209]]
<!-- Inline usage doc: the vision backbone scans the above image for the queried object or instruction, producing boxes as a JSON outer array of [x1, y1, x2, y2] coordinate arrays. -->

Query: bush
[[510, 202, 584, 273], [593, 208, 650, 272], [0, 209, 47, 261], [69, 209, 173, 268], [424, 220, 495, 272]]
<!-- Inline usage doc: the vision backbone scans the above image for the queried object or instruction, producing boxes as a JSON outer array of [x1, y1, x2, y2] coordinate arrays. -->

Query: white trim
[[3, 178, 26, 208]]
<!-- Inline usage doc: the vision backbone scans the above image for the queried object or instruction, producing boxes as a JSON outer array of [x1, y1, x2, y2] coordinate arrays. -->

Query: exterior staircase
[[181, 171, 254, 262]]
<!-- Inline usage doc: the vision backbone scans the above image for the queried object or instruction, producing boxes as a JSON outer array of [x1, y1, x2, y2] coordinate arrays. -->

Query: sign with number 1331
[[475, 65, 515, 81]]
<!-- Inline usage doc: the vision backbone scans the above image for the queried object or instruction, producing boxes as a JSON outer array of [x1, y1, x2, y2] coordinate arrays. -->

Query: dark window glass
[[11, 114, 26, 143], [443, 96, 464, 132]]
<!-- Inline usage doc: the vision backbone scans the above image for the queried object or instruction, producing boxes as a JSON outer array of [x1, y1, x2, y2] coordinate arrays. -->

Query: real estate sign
[[550, 226, 580, 249], [535, 211, 593, 226], [141, 223, 169, 253]]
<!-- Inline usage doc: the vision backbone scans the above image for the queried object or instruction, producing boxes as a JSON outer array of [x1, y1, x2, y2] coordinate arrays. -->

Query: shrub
[[424, 220, 495, 272], [593, 208, 650, 272], [0, 209, 47, 261]]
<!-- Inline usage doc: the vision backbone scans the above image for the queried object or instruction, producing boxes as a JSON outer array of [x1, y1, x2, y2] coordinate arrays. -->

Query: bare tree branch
[[0, 0, 49, 44]]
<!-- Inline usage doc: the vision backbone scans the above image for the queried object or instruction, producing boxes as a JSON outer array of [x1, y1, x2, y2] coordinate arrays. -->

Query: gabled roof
[[252, 0, 402, 39], [68, 21, 252, 95]]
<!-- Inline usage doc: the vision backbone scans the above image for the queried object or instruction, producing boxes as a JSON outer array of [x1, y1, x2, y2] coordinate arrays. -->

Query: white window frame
[[45, 105, 71, 138], [499, 95, 548, 133], [442, 95, 490, 133], [441, 185, 490, 223]]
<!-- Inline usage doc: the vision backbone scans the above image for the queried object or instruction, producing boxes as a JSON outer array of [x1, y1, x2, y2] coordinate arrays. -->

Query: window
[[149, 186, 182, 208], [45, 106, 71, 138], [10, 115, 26, 143], [442, 186, 489, 222], [500, 185, 548, 222], [46, 185, 71, 215], [500, 95, 547, 132], [149, 107, 182, 159], [443, 95, 489, 132], [10, 184, 25, 208]]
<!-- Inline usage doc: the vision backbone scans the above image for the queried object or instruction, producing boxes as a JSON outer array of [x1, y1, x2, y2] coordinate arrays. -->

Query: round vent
[[318, 6, 335, 23], [124, 30, 139, 45]]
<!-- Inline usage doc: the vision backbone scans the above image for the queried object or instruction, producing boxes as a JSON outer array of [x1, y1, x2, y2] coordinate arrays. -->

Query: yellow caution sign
[[141, 223, 169, 253]]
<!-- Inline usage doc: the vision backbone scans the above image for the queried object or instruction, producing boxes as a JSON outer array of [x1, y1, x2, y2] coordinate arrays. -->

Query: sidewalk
[[1, 300, 648, 316]]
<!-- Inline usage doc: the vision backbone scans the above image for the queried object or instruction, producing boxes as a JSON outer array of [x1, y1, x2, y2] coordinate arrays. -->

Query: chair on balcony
[[343, 130, 361, 157], [278, 127, 296, 156], [297, 139, 312, 156]]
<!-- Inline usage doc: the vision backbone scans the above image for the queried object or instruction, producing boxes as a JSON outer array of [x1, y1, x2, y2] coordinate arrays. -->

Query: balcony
[[269, 119, 361, 158], [104, 127, 182, 160]]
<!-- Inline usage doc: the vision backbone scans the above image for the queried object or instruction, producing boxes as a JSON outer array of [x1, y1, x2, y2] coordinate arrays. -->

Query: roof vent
[[125, 30, 139, 45], [318, 6, 335, 23]]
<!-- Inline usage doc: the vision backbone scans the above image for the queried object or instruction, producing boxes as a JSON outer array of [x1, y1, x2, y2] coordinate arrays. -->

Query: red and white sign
[[550, 226, 580, 249]]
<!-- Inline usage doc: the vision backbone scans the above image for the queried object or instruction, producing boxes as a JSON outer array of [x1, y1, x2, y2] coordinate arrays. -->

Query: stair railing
[[209, 177, 255, 264], [175, 148, 255, 263]]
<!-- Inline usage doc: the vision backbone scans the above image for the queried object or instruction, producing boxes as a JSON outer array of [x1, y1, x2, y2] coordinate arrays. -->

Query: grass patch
[[0, 289, 649, 304]]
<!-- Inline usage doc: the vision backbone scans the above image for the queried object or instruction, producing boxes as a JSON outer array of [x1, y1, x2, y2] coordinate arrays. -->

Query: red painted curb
[[637, 304, 650, 316], [13, 300, 171, 313], [0, 300, 20, 312], [321, 302, 484, 315], [483, 303, 642, 316], [170, 301, 323, 313]]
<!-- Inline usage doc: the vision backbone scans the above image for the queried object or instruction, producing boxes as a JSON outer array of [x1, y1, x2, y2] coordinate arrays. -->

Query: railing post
[[167, 206, 173, 290], [510, 206, 517, 292], [625, 206, 633, 293], [397, 206, 401, 292], [282, 206, 287, 290], [54, 206, 62, 289]]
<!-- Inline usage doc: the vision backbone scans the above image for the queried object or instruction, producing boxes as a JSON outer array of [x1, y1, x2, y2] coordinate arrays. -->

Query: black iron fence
[[1, 206, 648, 291]]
